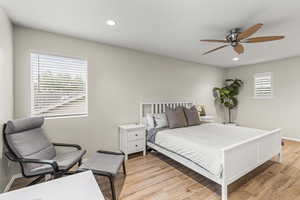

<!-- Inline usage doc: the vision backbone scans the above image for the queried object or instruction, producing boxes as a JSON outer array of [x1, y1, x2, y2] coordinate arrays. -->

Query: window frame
[[30, 52, 88, 119], [253, 72, 273, 99]]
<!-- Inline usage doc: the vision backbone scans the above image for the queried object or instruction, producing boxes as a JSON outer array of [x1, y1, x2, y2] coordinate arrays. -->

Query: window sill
[[252, 96, 273, 99], [44, 114, 88, 120]]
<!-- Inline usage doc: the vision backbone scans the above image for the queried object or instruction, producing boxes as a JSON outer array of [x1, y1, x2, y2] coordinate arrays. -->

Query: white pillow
[[145, 113, 168, 130], [153, 113, 168, 128]]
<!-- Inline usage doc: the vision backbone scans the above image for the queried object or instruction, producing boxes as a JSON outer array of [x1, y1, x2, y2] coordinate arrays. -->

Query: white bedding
[[154, 123, 267, 177]]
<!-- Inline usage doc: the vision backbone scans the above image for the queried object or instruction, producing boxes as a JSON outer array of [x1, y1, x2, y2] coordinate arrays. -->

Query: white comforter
[[154, 123, 267, 177]]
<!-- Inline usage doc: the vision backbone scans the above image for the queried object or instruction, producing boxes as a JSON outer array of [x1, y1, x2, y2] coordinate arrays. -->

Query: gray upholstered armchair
[[3, 117, 86, 186]]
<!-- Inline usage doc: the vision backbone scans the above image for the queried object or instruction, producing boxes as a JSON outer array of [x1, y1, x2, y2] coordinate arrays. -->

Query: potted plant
[[213, 79, 243, 124]]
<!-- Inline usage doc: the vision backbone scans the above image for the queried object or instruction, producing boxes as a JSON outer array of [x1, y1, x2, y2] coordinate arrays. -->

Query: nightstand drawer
[[128, 140, 145, 153], [128, 130, 145, 141]]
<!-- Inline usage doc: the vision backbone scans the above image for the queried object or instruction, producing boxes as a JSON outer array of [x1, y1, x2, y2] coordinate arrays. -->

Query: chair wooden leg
[[27, 175, 45, 186], [108, 176, 116, 200], [122, 161, 126, 175]]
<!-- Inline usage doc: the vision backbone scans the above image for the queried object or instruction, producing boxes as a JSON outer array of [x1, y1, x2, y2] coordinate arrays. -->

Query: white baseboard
[[4, 173, 22, 193], [282, 136, 300, 143]]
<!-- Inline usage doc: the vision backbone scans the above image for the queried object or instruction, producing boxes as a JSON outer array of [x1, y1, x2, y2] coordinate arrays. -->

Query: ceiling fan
[[201, 23, 285, 55]]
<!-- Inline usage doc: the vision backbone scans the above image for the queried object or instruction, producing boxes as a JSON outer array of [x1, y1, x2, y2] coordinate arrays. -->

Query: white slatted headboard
[[140, 101, 194, 123]]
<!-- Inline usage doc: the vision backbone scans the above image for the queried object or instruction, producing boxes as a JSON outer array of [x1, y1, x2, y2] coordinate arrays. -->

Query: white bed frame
[[140, 101, 282, 200]]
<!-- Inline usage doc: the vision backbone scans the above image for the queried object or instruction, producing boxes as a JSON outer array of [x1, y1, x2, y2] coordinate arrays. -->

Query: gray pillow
[[184, 106, 201, 126], [165, 107, 187, 129]]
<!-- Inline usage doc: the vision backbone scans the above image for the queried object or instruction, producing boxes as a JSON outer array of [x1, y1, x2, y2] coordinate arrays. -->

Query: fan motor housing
[[226, 28, 241, 46]]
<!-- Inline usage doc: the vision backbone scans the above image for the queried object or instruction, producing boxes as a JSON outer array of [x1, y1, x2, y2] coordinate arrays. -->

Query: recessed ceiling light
[[106, 20, 116, 26], [232, 57, 239, 61]]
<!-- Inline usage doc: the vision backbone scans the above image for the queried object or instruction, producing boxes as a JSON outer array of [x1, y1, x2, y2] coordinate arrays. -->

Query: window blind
[[31, 53, 88, 117], [254, 72, 272, 98]]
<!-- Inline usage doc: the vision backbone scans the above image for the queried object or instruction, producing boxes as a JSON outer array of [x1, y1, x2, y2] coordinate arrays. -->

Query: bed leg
[[222, 184, 228, 200]]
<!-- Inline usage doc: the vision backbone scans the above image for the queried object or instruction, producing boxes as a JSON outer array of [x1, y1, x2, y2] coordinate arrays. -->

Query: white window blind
[[254, 72, 272, 99], [31, 53, 88, 117]]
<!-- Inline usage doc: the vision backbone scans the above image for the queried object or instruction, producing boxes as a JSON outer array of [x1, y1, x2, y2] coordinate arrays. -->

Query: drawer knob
[[135, 145, 138, 147], [135, 134, 138, 136]]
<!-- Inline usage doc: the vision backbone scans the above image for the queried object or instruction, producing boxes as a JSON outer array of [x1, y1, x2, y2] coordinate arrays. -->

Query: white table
[[0, 171, 105, 200]]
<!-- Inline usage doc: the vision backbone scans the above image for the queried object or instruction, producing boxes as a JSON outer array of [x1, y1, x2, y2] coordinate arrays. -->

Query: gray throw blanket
[[147, 127, 167, 143]]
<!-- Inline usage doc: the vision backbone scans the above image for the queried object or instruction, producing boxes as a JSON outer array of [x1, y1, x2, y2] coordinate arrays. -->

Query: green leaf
[[213, 78, 243, 109]]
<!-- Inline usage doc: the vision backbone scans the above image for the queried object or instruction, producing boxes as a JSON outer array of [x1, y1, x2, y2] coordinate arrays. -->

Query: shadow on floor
[[151, 151, 276, 195]]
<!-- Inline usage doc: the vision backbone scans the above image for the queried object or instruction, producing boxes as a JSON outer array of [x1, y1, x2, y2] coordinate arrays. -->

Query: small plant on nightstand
[[213, 79, 243, 124]]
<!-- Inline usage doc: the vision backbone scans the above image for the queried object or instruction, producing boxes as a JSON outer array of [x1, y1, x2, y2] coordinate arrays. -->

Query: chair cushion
[[5, 117, 44, 134], [6, 128, 56, 159], [4, 117, 57, 176], [26, 150, 86, 176], [79, 153, 124, 176], [55, 150, 86, 170], [4, 117, 86, 177]]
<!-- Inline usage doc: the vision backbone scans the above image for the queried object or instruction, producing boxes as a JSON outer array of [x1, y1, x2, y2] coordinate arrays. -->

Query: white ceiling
[[0, 0, 299, 67]]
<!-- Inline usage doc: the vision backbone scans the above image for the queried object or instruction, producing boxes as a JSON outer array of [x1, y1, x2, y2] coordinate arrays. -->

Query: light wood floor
[[10, 140, 300, 200]]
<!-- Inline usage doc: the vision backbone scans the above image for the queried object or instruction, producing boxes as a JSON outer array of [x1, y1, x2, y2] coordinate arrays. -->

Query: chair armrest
[[4, 152, 59, 172], [97, 150, 124, 155], [52, 143, 82, 150]]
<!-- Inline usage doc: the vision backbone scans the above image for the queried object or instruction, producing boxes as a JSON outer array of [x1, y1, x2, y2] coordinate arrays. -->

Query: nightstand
[[119, 124, 146, 160], [200, 115, 214, 123]]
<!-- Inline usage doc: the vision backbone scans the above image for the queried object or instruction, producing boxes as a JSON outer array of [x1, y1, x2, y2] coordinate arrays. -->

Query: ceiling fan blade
[[202, 45, 229, 55], [243, 36, 285, 43], [233, 44, 244, 54], [237, 23, 263, 40], [200, 39, 228, 43]]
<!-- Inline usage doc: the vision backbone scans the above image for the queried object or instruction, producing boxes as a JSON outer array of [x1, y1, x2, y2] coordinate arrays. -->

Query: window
[[254, 72, 272, 99], [31, 53, 88, 117]]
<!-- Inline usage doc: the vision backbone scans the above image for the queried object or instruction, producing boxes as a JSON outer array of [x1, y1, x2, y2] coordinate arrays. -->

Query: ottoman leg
[[108, 176, 116, 200], [122, 161, 127, 175]]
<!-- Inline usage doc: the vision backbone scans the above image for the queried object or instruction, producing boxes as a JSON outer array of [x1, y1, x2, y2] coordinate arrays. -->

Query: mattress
[[153, 123, 267, 177]]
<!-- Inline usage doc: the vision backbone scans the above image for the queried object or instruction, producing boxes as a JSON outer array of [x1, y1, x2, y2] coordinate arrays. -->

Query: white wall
[[14, 26, 225, 154], [0, 7, 13, 192], [226, 56, 300, 139]]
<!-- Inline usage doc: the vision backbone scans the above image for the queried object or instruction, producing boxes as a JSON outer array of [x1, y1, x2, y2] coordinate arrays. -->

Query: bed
[[140, 101, 282, 200]]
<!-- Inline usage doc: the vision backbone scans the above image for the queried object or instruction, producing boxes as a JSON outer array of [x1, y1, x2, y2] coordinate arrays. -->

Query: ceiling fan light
[[106, 20, 116, 26]]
